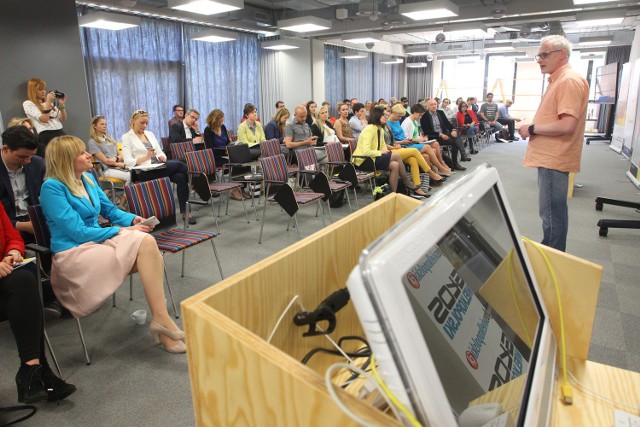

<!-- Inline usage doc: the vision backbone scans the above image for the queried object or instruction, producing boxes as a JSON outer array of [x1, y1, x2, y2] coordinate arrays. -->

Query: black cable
[[0, 405, 37, 426]]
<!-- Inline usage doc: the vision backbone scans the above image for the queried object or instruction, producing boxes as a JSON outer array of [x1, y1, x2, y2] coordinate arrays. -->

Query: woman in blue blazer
[[40, 135, 185, 353]]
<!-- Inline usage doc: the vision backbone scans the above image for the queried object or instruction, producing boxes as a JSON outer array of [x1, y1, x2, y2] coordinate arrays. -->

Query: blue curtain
[[373, 53, 405, 101], [81, 17, 183, 140], [324, 45, 345, 117], [183, 25, 260, 130], [344, 53, 373, 103]]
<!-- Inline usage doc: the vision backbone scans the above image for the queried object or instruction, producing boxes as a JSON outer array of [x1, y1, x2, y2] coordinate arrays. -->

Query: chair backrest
[[124, 177, 176, 228], [295, 148, 319, 171], [160, 137, 171, 158], [227, 143, 252, 164], [184, 148, 217, 176], [260, 138, 281, 158], [324, 142, 345, 163], [259, 154, 289, 184], [87, 167, 101, 182], [227, 129, 237, 142], [348, 138, 358, 155], [170, 141, 195, 161], [27, 204, 53, 273]]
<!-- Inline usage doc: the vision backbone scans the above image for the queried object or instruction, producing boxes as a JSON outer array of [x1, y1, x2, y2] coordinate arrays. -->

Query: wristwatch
[[528, 124, 535, 136]]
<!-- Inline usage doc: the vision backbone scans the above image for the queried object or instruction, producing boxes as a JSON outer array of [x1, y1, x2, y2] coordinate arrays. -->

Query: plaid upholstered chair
[[260, 138, 297, 177], [184, 148, 250, 232], [295, 147, 352, 220], [170, 140, 195, 161], [324, 141, 374, 208], [258, 154, 325, 244], [125, 177, 224, 315]]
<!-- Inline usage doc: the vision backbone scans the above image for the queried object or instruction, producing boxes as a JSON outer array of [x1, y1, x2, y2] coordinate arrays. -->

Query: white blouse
[[321, 123, 337, 143], [23, 100, 63, 134], [121, 129, 166, 169]]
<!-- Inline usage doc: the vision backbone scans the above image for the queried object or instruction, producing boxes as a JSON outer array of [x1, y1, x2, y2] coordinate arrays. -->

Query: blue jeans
[[462, 126, 478, 136], [537, 168, 569, 252]]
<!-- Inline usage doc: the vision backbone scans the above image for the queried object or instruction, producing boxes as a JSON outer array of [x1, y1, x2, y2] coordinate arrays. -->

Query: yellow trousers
[[396, 148, 430, 185]]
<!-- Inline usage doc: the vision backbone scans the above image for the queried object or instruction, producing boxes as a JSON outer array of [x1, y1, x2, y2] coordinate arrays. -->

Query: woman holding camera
[[23, 78, 67, 157]]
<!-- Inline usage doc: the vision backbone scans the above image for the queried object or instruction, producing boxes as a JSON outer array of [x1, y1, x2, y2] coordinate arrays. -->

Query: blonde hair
[[27, 78, 47, 112], [391, 103, 406, 115], [130, 109, 150, 129], [315, 105, 328, 126], [45, 135, 93, 197], [7, 117, 36, 129], [206, 109, 224, 133], [89, 115, 117, 146], [272, 107, 290, 134]]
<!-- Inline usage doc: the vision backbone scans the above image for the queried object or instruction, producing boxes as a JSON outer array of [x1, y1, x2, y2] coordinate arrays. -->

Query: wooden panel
[[552, 359, 640, 426]]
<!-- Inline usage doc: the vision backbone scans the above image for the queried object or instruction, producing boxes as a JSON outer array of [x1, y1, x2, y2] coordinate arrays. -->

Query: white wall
[[279, 39, 313, 109], [311, 39, 325, 103]]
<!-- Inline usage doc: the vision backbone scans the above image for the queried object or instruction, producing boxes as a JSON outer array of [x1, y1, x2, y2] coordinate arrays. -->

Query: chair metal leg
[[210, 239, 224, 280], [258, 196, 269, 244], [162, 263, 179, 319], [318, 200, 326, 226], [129, 275, 133, 301], [210, 201, 221, 234], [44, 329, 63, 378], [181, 250, 186, 278], [294, 213, 300, 235], [326, 200, 333, 222], [112, 293, 116, 307], [75, 318, 91, 365], [345, 188, 353, 212], [239, 193, 250, 224], [353, 188, 359, 208]]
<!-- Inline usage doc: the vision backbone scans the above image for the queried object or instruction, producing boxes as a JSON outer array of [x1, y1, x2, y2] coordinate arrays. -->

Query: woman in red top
[[0, 203, 76, 404], [456, 101, 480, 155]]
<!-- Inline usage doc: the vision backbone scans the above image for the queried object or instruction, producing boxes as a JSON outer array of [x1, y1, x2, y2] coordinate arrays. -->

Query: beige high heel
[[149, 321, 184, 342]]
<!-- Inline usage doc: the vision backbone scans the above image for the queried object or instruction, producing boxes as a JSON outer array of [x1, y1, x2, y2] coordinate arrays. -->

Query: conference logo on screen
[[406, 272, 421, 289], [466, 351, 479, 369]]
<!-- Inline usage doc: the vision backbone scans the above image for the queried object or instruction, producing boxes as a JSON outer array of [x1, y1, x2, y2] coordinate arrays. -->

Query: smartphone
[[141, 216, 160, 227]]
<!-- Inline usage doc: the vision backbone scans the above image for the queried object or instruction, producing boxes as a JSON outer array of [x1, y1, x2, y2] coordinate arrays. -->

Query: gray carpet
[[1, 138, 638, 425]]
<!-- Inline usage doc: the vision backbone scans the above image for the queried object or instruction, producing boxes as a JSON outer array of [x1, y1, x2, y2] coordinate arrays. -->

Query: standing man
[[519, 35, 589, 252], [169, 108, 203, 146], [498, 99, 522, 141], [478, 93, 504, 139], [168, 104, 184, 133]]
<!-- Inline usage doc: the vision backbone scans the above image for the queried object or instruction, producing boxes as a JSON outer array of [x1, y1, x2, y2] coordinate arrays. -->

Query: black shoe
[[429, 179, 443, 187], [15, 364, 48, 404], [41, 364, 76, 402], [470, 150, 479, 155], [453, 163, 467, 171], [44, 300, 63, 318], [188, 217, 197, 225], [460, 156, 472, 162]]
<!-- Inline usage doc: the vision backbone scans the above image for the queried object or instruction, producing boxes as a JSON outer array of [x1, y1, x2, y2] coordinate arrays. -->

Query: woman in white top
[[400, 104, 452, 176], [22, 78, 67, 157], [121, 110, 192, 223], [87, 115, 131, 185]]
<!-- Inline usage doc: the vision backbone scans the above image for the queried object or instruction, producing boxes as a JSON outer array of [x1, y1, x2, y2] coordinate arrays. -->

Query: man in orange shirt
[[519, 35, 589, 252]]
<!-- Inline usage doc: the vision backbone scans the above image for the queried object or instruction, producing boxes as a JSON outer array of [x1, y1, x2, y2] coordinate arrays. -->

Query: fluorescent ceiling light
[[78, 12, 140, 30], [582, 54, 604, 59], [340, 51, 368, 59], [579, 36, 613, 46], [399, 0, 459, 20], [406, 62, 427, 68], [438, 55, 458, 61], [575, 11, 625, 27], [277, 16, 332, 32], [169, 0, 243, 15], [406, 46, 433, 56], [499, 51, 528, 58], [381, 58, 403, 64], [573, 0, 618, 5], [443, 23, 493, 40], [576, 48, 607, 54], [515, 57, 536, 62], [484, 45, 515, 52], [261, 37, 302, 50], [191, 28, 238, 43], [342, 32, 381, 44]]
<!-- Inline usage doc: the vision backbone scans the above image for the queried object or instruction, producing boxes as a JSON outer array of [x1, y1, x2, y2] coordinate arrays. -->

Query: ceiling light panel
[[399, 0, 459, 20], [169, 0, 243, 15], [78, 11, 140, 30], [277, 16, 332, 32]]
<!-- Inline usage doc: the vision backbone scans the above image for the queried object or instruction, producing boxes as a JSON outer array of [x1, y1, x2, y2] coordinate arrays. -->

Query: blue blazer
[[40, 173, 136, 253], [0, 155, 45, 227]]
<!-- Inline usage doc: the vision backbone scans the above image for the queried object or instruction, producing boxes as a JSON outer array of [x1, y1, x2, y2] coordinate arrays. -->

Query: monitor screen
[[348, 165, 555, 426]]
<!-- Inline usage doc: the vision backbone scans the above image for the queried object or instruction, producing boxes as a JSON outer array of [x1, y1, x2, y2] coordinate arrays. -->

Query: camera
[[54, 90, 65, 98]]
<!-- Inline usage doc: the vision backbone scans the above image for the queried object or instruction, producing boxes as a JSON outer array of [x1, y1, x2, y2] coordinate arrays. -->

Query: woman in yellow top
[[236, 103, 265, 160], [353, 106, 428, 197]]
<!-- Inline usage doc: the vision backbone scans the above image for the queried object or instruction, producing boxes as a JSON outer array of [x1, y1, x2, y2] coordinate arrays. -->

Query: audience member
[[455, 97, 464, 108], [456, 102, 480, 154], [203, 109, 231, 167], [264, 107, 290, 144], [236, 103, 265, 161], [40, 135, 186, 354], [305, 101, 317, 127], [87, 115, 130, 187], [122, 110, 192, 223], [168, 105, 184, 133], [400, 97, 411, 122], [478, 93, 504, 138], [7, 117, 37, 134], [364, 100, 373, 119], [440, 98, 457, 124], [349, 103, 368, 140], [421, 99, 470, 171], [311, 105, 337, 145], [23, 78, 67, 157], [467, 97, 479, 114], [498, 99, 522, 141], [334, 103, 356, 146], [401, 104, 452, 176], [169, 109, 203, 146], [284, 106, 321, 161], [0, 202, 76, 404]]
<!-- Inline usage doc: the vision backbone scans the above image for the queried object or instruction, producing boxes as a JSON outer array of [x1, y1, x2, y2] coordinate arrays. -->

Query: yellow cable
[[521, 237, 573, 404], [370, 355, 423, 427], [506, 249, 533, 347]]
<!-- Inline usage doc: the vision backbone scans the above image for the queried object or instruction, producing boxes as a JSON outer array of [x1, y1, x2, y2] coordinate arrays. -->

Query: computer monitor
[[347, 164, 557, 426]]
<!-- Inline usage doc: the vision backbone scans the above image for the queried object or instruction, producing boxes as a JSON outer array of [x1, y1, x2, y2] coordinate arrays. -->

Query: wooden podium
[[182, 194, 639, 426]]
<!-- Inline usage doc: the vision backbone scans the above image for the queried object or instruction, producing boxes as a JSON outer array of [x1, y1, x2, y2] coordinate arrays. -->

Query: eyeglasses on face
[[535, 50, 563, 61]]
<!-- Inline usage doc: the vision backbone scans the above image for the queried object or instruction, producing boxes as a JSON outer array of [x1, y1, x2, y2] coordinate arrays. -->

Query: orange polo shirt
[[523, 63, 589, 173]]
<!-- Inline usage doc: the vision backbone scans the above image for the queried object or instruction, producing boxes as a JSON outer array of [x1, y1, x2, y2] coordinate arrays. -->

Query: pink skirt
[[51, 229, 147, 318]]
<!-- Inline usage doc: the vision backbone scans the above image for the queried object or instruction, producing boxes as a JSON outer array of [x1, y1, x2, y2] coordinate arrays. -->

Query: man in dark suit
[[0, 126, 45, 242], [168, 108, 204, 147], [420, 99, 471, 171]]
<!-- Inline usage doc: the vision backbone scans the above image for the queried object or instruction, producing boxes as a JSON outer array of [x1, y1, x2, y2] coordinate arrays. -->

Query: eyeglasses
[[534, 50, 563, 61]]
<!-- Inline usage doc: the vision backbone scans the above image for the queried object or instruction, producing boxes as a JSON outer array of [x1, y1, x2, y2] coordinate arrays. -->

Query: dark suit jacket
[[169, 121, 201, 143], [420, 110, 455, 140], [0, 155, 46, 227]]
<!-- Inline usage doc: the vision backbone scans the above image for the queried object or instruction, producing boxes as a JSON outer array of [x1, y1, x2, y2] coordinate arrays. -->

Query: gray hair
[[541, 35, 572, 58], [185, 108, 200, 116]]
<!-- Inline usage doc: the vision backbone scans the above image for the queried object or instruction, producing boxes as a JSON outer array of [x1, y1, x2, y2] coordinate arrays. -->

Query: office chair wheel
[[595, 202, 603, 211], [599, 227, 608, 237]]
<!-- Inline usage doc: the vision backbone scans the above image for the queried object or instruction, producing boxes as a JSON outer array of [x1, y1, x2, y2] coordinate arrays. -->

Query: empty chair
[[170, 140, 196, 162], [261, 138, 297, 177], [325, 141, 374, 207], [258, 154, 325, 244]]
